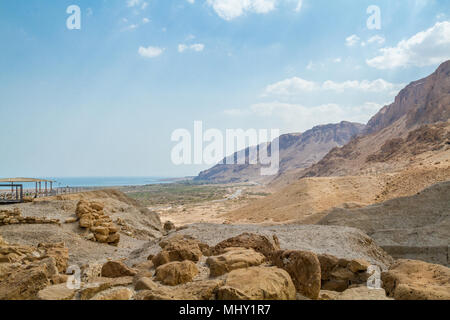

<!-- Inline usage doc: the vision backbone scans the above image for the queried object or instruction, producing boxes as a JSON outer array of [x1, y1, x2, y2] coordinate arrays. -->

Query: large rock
[[90, 287, 134, 300], [37, 283, 76, 300], [317, 254, 370, 292], [271, 250, 321, 299], [101, 261, 137, 278], [37, 242, 69, 273], [0, 235, 7, 246], [381, 259, 450, 300], [155, 261, 199, 286], [320, 287, 392, 300], [217, 266, 296, 300], [0, 260, 55, 300], [136, 279, 223, 300], [79, 277, 133, 300], [213, 233, 280, 258], [152, 235, 209, 267], [207, 247, 265, 277]]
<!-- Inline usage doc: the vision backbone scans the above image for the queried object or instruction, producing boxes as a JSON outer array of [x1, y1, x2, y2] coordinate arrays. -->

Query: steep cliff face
[[195, 122, 365, 183], [301, 61, 450, 178], [364, 60, 450, 135]]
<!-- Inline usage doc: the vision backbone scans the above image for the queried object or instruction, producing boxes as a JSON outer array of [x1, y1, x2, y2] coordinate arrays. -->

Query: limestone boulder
[[79, 277, 133, 300], [135, 279, 223, 300], [217, 266, 296, 300], [152, 235, 209, 267], [37, 242, 69, 273], [37, 283, 76, 300], [317, 254, 371, 292], [0, 260, 55, 300], [212, 233, 280, 258], [271, 250, 321, 299], [381, 259, 450, 300], [207, 247, 265, 277], [90, 287, 134, 300], [319, 286, 392, 300], [101, 261, 137, 278], [155, 261, 199, 286]]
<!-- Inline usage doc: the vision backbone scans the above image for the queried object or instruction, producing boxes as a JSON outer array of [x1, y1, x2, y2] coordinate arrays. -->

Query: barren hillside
[[318, 181, 450, 266], [196, 121, 364, 183]]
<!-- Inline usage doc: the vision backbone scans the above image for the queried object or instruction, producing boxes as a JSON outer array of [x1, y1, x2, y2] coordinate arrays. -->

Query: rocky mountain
[[195, 121, 365, 183], [301, 60, 450, 178]]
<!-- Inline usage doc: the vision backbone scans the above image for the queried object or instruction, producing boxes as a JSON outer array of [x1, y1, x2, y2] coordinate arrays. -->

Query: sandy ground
[[154, 184, 273, 227]]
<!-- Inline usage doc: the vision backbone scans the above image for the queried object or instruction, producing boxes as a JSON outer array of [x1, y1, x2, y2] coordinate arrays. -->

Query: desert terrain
[[0, 62, 449, 301]]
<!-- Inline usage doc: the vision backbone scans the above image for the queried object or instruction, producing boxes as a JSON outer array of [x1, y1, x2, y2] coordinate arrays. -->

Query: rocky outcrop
[[319, 287, 392, 300], [152, 235, 209, 267], [155, 261, 199, 286], [212, 233, 280, 258], [317, 254, 370, 292], [90, 287, 134, 300], [217, 266, 296, 300], [76, 200, 120, 246], [101, 261, 137, 278], [0, 239, 70, 300], [37, 283, 76, 300], [207, 247, 265, 277], [302, 61, 450, 178], [0, 208, 60, 226], [135, 278, 223, 300], [271, 250, 321, 299], [381, 259, 450, 300]]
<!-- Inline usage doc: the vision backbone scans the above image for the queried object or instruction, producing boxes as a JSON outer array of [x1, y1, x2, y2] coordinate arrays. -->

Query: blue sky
[[0, 0, 449, 177]]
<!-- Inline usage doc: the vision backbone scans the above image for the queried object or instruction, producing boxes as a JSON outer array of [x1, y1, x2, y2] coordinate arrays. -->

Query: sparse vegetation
[[123, 183, 231, 206]]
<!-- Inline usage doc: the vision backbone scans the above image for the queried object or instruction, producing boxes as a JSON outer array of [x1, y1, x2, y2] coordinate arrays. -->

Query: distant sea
[[17, 177, 175, 189]]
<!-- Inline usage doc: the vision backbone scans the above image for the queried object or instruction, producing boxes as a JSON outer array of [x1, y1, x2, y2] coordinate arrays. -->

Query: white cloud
[[367, 35, 385, 45], [178, 44, 188, 53], [138, 46, 165, 58], [186, 0, 195, 3], [224, 101, 383, 132], [367, 21, 450, 69], [190, 43, 205, 52], [178, 43, 205, 53], [206, 0, 304, 20], [263, 77, 404, 96], [206, 0, 276, 20], [346, 34, 360, 47], [142, 18, 150, 24], [322, 79, 403, 93], [265, 77, 317, 95], [124, 24, 138, 31], [127, 0, 148, 10]]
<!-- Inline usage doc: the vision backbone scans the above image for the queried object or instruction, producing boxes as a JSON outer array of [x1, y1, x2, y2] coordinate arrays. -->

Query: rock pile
[[0, 208, 60, 226], [317, 254, 371, 292], [0, 240, 69, 300], [382, 259, 450, 300], [2, 232, 449, 300], [76, 200, 120, 246]]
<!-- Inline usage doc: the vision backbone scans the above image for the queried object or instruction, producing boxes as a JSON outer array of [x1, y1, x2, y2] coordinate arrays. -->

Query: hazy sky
[[1, 0, 449, 177]]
